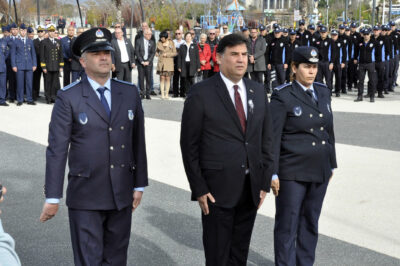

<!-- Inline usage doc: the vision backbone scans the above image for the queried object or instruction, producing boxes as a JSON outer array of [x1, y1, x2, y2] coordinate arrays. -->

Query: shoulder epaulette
[[113, 78, 135, 86], [274, 83, 292, 91], [313, 82, 328, 88], [61, 80, 80, 91]]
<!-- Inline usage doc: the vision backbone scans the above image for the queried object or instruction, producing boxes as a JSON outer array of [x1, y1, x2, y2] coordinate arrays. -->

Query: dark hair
[[184, 32, 192, 39], [290, 62, 300, 81], [216, 33, 247, 54], [159, 30, 168, 39]]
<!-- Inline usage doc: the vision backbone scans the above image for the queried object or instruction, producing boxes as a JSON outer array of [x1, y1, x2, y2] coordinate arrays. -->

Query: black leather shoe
[[16, 102, 23, 106], [172, 94, 179, 98], [354, 96, 363, 102], [341, 90, 347, 94], [150, 91, 157, 96], [9, 99, 14, 103], [50, 99, 55, 103], [384, 90, 389, 94], [0, 102, 9, 106], [146, 95, 151, 100], [335, 93, 340, 97], [27, 101, 36, 105], [378, 94, 385, 98], [370, 97, 375, 102]]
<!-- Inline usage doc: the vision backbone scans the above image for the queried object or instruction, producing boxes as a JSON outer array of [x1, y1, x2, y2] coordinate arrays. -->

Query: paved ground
[[0, 74, 400, 265]]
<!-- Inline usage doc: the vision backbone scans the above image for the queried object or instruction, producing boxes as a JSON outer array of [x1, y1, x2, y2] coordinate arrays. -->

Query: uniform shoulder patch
[[274, 83, 292, 91], [61, 80, 80, 91], [113, 78, 135, 86]]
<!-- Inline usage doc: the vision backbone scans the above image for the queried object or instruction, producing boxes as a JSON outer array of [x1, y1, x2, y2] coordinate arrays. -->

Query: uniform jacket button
[[319, 113, 323, 117], [322, 141, 326, 145], [110, 164, 114, 169], [78, 174, 81, 177], [310, 114, 313, 118], [310, 128, 314, 132], [121, 145, 125, 149], [121, 164, 125, 168], [312, 142, 316, 146], [241, 164, 245, 168], [109, 127, 112, 131], [320, 127, 324, 131], [110, 146, 114, 150]]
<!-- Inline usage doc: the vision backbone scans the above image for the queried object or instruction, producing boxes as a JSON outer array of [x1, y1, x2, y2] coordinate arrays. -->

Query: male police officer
[[61, 26, 76, 87], [372, 25, 388, 98], [354, 28, 377, 102], [6, 23, 19, 103], [33, 25, 46, 100], [348, 22, 362, 91], [339, 24, 351, 93], [11, 23, 37, 105], [330, 29, 346, 97], [39, 27, 148, 265], [266, 27, 289, 88], [296, 19, 312, 46], [40, 24, 63, 103], [315, 26, 334, 92]]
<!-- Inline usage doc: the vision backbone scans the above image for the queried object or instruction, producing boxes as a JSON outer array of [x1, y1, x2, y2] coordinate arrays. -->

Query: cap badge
[[79, 112, 88, 125], [128, 110, 134, 120], [311, 49, 318, 57], [96, 29, 104, 38]]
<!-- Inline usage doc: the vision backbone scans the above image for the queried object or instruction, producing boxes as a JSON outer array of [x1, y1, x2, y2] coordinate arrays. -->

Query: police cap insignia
[[292, 46, 319, 64], [72, 27, 113, 57]]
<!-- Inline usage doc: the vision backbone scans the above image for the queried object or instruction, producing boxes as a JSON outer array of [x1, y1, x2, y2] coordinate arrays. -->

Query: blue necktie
[[97, 87, 111, 118]]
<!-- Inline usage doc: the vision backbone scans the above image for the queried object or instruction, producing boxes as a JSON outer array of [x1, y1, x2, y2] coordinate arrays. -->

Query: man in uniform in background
[[71, 27, 86, 82], [6, 23, 19, 103], [0, 27, 10, 106], [61, 26, 76, 87], [33, 25, 46, 100], [10, 23, 37, 105], [40, 24, 63, 103]]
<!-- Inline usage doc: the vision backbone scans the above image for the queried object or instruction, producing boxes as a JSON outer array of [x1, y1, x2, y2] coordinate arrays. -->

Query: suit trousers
[[173, 68, 183, 96], [332, 63, 342, 94], [274, 179, 329, 266], [138, 64, 152, 96], [16, 70, 33, 103], [45, 71, 60, 101], [316, 61, 332, 91], [0, 72, 6, 103], [264, 69, 271, 92], [63, 60, 72, 87], [357, 63, 375, 97], [68, 207, 132, 266], [374, 61, 385, 94], [347, 60, 358, 89], [393, 54, 399, 88], [181, 62, 195, 96], [202, 176, 257, 266], [116, 62, 132, 83], [384, 61, 390, 92], [33, 67, 43, 100], [340, 63, 348, 92], [250, 71, 264, 84]]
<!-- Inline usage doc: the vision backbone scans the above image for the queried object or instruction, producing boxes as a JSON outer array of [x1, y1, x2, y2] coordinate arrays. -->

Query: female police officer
[[270, 46, 337, 266]]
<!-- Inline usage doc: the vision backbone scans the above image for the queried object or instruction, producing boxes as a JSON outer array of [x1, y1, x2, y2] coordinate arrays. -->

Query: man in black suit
[[33, 25, 46, 100], [39, 27, 148, 265], [111, 28, 135, 82], [180, 34, 274, 266], [135, 29, 155, 99]]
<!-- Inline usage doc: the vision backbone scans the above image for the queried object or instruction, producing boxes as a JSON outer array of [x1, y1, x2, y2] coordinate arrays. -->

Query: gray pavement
[[1, 96, 400, 265]]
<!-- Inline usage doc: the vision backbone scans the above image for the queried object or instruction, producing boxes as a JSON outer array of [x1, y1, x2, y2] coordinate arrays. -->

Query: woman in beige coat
[[156, 30, 177, 99]]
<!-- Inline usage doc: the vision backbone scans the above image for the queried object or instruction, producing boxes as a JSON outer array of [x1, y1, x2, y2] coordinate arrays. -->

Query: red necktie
[[233, 85, 246, 133]]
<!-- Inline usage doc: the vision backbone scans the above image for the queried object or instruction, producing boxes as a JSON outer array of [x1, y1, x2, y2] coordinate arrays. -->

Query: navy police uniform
[[348, 23, 362, 90], [10, 24, 37, 104], [44, 27, 148, 265], [266, 28, 289, 88], [6, 23, 18, 102], [33, 25, 45, 100], [61, 35, 74, 86], [296, 20, 312, 46], [315, 27, 334, 92], [331, 30, 346, 96], [339, 26, 351, 93], [270, 46, 337, 266], [0, 34, 10, 105]]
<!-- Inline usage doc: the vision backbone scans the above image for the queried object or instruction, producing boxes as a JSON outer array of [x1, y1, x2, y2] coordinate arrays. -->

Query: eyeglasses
[[115, 26, 121, 28], [209, 33, 215, 35], [223, 27, 228, 30], [175, 33, 181, 35]]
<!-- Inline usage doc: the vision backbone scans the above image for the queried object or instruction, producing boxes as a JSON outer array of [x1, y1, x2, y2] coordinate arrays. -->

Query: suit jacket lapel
[[315, 86, 327, 112], [110, 80, 123, 122], [214, 74, 245, 136], [82, 77, 110, 123], [244, 78, 254, 136], [290, 81, 320, 112]]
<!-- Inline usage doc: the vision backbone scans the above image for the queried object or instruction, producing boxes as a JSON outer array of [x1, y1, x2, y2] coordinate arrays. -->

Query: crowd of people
[[1, 18, 399, 106]]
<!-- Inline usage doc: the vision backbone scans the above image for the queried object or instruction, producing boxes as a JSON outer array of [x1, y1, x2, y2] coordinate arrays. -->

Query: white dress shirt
[[173, 39, 185, 49], [143, 39, 149, 60], [184, 42, 193, 62], [220, 72, 247, 118], [117, 38, 129, 63]]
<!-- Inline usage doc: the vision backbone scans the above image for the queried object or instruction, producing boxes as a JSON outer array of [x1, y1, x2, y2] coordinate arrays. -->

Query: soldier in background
[[61, 26, 76, 86], [40, 24, 63, 104], [6, 23, 19, 103], [296, 19, 312, 46], [33, 25, 46, 100], [339, 24, 351, 94], [0, 27, 10, 106], [71, 27, 86, 82]]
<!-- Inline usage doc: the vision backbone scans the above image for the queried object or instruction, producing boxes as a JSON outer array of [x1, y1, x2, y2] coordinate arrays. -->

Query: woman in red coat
[[198, 33, 212, 80], [211, 44, 220, 73]]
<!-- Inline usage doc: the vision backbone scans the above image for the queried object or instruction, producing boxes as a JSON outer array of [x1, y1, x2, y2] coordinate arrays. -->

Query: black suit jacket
[[270, 81, 337, 183], [33, 38, 42, 70], [111, 38, 135, 72], [40, 38, 63, 71], [45, 77, 148, 210], [177, 42, 201, 77], [134, 37, 156, 65], [180, 74, 274, 208]]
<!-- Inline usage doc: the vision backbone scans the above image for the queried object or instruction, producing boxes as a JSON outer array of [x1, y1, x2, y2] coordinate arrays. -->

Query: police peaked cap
[[292, 46, 319, 64], [19, 23, 26, 30], [72, 27, 114, 57]]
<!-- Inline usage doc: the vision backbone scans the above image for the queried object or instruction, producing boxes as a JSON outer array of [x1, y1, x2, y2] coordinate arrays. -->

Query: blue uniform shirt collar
[[87, 77, 111, 92], [295, 80, 317, 100]]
